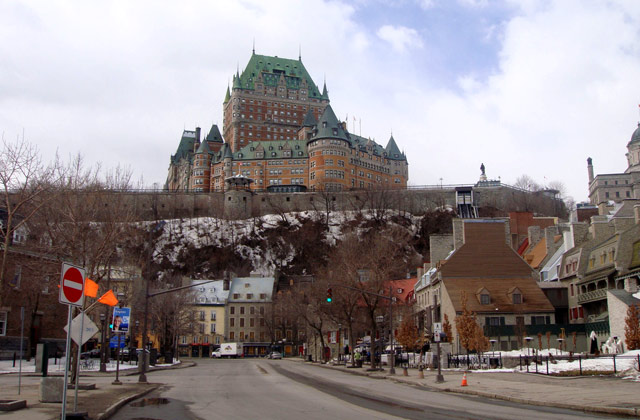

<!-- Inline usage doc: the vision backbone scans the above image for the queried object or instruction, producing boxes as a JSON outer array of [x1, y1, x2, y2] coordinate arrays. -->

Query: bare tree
[[0, 135, 57, 302]]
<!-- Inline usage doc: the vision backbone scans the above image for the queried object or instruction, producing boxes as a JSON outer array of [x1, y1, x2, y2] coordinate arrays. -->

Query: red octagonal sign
[[59, 263, 85, 306]]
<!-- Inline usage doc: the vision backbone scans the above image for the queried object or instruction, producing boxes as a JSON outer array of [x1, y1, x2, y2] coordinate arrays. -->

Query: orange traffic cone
[[461, 372, 468, 387]]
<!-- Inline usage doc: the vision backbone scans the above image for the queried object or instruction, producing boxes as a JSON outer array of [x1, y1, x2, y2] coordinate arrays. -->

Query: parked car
[[268, 352, 282, 359], [211, 350, 222, 358]]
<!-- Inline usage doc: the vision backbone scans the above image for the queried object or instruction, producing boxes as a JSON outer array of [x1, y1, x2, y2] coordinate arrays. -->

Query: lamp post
[[490, 339, 497, 356], [524, 337, 533, 356], [337, 323, 342, 363], [138, 274, 150, 383], [99, 313, 107, 372]]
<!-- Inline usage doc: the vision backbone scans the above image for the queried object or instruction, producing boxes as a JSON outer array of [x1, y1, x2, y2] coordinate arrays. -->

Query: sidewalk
[[307, 360, 640, 418], [0, 362, 192, 420]]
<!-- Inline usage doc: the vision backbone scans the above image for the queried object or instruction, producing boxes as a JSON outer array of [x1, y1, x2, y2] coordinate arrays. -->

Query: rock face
[[39, 377, 63, 403]]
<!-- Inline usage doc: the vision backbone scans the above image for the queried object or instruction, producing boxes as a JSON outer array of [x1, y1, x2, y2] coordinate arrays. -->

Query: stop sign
[[59, 263, 85, 306]]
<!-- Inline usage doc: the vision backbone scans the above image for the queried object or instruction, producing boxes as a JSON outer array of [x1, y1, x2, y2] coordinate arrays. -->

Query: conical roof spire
[[224, 85, 231, 103], [312, 105, 347, 141], [385, 134, 403, 159]]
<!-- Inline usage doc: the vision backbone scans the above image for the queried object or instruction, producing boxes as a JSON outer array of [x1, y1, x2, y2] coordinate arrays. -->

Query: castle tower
[[625, 123, 640, 173], [222, 51, 330, 153]]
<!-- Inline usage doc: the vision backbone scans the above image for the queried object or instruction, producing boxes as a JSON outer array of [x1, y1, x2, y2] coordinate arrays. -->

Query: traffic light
[[326, 288, 333, 303]]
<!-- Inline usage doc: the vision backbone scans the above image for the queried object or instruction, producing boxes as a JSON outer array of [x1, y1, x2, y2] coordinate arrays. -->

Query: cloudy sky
[[2, 0, 640, 203]]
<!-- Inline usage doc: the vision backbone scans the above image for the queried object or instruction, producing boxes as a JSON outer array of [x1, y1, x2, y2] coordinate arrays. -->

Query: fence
[[448, 353, 503, 369], [518, 353, 640, 376]]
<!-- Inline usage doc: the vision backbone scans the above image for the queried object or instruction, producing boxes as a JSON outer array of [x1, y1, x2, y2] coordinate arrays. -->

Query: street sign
[[112, 307, 131, 332], [433, 322, 442, 334], [59, 263, 85, 307], [109, 334, 125, 348], [434, 332, 441, 342], [63, 313, 99, 346]]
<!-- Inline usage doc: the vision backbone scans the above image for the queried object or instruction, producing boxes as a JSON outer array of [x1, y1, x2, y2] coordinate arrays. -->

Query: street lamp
[[490, 339, 497, 356], [524, 337, 533, 356], [99, 313, 107, 372]]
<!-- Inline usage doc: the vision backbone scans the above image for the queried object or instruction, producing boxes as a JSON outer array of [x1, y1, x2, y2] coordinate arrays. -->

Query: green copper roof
[[235, 53, 324, 99], [206, 124, 223, 143], [222, 143, 233, 159], [234, 140, 308, 160], [321, 81, 329, 100], [385, 135, 404, 160], [196, 139, 212, 155], [170, 130, 196, 164], [629, 123, 640, 146], [312, 105, 348, 141], [302, 109, 317, 127], [224, 86, 231, 104]]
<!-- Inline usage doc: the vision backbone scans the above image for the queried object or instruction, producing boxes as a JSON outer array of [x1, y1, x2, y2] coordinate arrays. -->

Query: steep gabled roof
[[206, 124, 223, 143], [302, 109, 317, 127], [235, 53, 324, 99], [439, 220, 533, 278], [170, 130, 197, 164]]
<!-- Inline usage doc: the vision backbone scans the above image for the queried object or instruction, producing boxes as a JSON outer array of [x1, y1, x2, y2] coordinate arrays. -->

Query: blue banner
[[112, 307, 131, 332]]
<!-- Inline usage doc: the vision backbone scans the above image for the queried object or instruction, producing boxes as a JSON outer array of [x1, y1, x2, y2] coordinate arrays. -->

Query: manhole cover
[[130, 398, 169, 407]]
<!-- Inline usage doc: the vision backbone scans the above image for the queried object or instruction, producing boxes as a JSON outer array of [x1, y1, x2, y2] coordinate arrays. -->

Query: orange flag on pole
[[97, 290, 119, 307], [84, 278, 99, 298]]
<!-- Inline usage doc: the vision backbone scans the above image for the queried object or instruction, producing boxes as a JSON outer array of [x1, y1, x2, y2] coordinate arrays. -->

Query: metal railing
[[518, 353, 640, 376]]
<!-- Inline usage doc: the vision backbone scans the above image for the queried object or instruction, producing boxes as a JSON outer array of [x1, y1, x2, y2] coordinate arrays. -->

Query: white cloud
[[376, 25, 424, 53], [2, 0, 640, 206]]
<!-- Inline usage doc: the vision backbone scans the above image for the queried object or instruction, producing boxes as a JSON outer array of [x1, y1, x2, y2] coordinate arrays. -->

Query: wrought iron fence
[[518, 353, 640, 376]]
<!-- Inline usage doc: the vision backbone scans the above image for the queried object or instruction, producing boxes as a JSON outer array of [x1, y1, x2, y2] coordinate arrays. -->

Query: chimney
[[452, 219, 464, 250], [430, 234, 454, 267], [589, 215, 614, 240], [613, 217, 634, 234], [544, 226, 559, 255], [624, 277, 638, 294], [587, 157, 594, 184], [570, 222, 589, 247], [417, 267, 424, 280], [528, 226, 542, 248], [223, 270, 230, 291]]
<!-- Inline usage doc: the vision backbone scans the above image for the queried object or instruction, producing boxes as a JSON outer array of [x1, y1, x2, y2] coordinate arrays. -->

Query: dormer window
[[477, 287, 490, 304], [509, 287, 523, 304]]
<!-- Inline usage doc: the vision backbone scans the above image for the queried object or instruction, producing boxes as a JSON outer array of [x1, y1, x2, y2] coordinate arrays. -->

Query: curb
[[301, 360, 640, 418], [96, 384, 160, 420]]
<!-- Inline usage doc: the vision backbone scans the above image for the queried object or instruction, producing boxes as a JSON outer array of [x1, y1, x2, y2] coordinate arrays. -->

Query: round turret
[[629, 123, 640, 146]]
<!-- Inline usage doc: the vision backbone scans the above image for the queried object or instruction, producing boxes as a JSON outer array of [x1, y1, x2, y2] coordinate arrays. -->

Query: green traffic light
[[327, 297, 332, 302]]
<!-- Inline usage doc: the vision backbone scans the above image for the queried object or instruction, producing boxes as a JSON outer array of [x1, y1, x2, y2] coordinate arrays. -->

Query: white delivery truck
[[219, 342, 243, 358]]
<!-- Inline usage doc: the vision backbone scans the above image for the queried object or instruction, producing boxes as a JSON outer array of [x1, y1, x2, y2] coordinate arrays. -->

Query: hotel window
[[240, 318, 245, 327], [230, 307, 235, 315], [480, 294, 490, 305], [211, 324, 216, 333], [240, 306, 245, 315], [230, 332, 235, 340], [230, 318, 235, 327], [512, 293, 522, 304]]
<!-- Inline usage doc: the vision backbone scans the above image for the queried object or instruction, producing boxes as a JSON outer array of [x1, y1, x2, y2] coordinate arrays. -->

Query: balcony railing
[[577, 288, 607, 304]]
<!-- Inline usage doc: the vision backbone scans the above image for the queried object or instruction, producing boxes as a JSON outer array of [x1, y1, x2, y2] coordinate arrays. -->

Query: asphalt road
[[112, 359, 619, 420]]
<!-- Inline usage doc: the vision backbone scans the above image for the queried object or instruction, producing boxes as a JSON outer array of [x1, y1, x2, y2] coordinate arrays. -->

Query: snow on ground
[[461, 348, 640, 378], [149, 209, 424, 272], [0, 357, 181, 374]]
